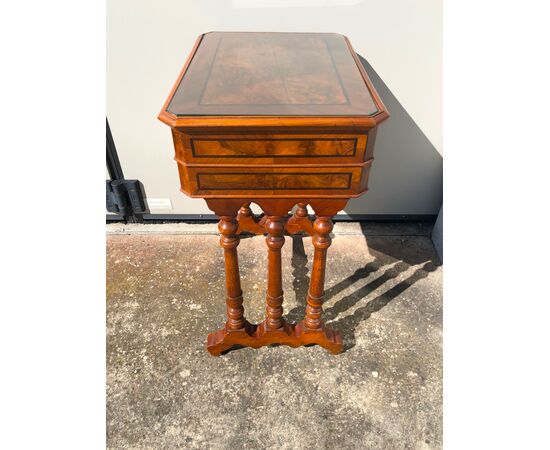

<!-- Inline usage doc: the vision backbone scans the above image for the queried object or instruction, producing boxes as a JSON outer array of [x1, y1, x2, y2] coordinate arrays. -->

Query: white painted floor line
[[106, 222, 367, 236]]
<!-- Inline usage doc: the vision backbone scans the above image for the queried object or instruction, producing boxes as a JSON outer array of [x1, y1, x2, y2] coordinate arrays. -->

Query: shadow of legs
[[324, 259, 385, 302], [285, 236, 390, 324], [332, 261, 438, 351], [324, 260, 410, 322], [285, 235, 310, 323]]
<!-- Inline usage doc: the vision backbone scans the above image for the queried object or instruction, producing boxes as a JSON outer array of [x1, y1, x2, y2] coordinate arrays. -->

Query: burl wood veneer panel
[[166, 32, 379, 117], [171, 130, 370, 165], [177, 165, 370, 198]]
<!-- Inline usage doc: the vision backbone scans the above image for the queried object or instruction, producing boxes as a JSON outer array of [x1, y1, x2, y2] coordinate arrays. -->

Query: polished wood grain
[[159, 32, 388, 356], [200, 35, 347, 107]]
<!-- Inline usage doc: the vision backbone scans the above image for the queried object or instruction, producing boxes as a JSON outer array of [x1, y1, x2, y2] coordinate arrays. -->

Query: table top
[[160, 32, 388, 128]]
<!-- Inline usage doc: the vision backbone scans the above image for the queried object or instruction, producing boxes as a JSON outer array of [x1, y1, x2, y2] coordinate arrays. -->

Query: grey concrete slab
[[106, 221, 434, 237], [107, 228, 442, 449]]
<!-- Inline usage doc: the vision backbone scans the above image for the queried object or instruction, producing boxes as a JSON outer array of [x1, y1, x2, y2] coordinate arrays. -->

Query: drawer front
[[193, 138, 357, 158], [172, 131, 369, 164], [198, 172, 351, 190], [178, 165, 370, 197]]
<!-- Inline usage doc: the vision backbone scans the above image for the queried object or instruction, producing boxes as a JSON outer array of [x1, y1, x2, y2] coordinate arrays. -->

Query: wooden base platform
[[207, 319, 343, 356]]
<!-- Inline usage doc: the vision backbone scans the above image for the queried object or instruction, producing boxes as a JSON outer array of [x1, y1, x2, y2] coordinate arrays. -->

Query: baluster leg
[[295, 216, 343, 353], [304, 217, 332, 329], [207, 215, 250, 355], [219, 216, 245, 330], [256, 215, 295, 340], [264, 216, 285, 330]]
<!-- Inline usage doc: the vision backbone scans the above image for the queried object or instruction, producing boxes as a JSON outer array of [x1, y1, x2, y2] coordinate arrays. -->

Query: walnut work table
[[159, 32, 388, 356]]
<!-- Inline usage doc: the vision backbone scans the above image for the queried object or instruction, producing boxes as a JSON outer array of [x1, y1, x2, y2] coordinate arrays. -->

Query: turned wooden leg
[[219, 216, 245, 330], [264, 216, 285, 330], [304, 217, 332, 329], [254, 215, 296, 343], [207, 215, 252, 355], [296, 216, 343, 354]]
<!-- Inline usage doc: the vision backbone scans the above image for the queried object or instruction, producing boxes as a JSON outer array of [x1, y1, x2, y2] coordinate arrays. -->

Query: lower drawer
[[177, 165, 370, 197]]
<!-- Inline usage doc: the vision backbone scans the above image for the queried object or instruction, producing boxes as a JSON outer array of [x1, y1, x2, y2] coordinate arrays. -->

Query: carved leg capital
[[237, 202, 266, 235], [286, 202, 314, 236]]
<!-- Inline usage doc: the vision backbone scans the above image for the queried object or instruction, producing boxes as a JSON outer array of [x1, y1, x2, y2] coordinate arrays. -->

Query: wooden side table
[[159, 32, 388, 355]]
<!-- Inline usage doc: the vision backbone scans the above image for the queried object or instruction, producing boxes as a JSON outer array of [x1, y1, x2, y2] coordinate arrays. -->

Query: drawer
[[172, 131, 369, 164], [177, 165, 371, 198]]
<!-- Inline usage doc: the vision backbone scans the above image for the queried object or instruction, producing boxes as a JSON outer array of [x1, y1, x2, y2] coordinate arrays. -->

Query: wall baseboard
[[107, 213, 437, 223]]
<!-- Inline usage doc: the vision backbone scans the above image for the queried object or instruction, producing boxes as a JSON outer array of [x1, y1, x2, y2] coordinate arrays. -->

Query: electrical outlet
[[146, 198, 172, 210]]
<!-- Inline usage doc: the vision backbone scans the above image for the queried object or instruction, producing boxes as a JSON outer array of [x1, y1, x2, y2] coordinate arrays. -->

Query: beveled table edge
[[158, 110, 389, 130], [157, 32, 390, 131]]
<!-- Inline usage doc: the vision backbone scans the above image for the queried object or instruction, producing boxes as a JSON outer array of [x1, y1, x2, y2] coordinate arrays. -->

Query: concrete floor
[[107, 223, 442, 449]]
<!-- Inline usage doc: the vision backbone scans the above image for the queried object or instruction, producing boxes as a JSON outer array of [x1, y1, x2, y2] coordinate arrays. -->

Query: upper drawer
[[172, 131, 369, 164]]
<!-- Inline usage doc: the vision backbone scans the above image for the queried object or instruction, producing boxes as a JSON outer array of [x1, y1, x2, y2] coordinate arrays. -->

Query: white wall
[[107, 0, 442, 215]]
